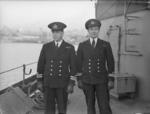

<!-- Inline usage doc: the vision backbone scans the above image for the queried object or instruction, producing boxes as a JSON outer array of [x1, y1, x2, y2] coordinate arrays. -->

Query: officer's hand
[[67, 84, 74, 94], [77, 80, 83, 89], [67, 79, 75, 94], [108, 73, 114, 90], [108, 80, 114, 90], [37, 81, 43, 92]]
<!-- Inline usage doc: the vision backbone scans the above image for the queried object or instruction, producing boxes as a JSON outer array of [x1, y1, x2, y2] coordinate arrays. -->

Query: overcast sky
[[0, 1, 95, 31]]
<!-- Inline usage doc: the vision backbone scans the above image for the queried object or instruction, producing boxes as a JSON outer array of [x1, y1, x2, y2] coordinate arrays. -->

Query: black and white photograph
[[0, 0, 150, 114]]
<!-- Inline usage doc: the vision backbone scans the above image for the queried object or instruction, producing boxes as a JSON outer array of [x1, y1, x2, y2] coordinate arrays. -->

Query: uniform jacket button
[[59, 70, 62, 72], [59, 74, 62, 76], [51, 65, 53, 67], [59, 60, 63, 63], [50, 73, 53, 76], [50, 69, 53, 71]]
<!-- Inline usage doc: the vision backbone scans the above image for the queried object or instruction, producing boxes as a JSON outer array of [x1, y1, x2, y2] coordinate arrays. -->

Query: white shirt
[[90, 37, 98, 47], [55, 40, 63, 48]]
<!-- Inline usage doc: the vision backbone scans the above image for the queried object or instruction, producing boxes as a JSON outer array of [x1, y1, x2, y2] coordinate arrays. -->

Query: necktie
[[92, 39, 95, 48]]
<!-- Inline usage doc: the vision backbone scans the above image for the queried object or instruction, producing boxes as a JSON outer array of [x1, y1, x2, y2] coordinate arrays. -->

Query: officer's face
[[52, 31, 64, 42], [88, 26, 100, 38]]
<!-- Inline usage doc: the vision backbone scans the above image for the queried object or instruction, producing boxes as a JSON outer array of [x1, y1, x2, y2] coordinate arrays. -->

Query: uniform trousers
[[44, 87, 68, 114], [82, 82, 112, 114]]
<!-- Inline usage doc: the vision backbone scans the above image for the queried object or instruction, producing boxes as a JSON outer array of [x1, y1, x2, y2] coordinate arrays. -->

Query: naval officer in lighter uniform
[[37, 22, 76, 114], [77, 19, 115, 114]]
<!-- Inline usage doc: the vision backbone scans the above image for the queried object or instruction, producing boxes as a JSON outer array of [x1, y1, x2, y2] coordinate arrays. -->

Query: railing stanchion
[[22, 64, 32, 88]]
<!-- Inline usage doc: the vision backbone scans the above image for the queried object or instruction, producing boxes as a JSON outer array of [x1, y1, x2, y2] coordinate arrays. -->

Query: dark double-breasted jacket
[[77, 38, 114, 84], [37, 40, 76, 88]]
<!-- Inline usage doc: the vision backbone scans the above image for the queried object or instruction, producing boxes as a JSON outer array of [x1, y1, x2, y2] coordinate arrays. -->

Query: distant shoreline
[[0, 40, 44, 44]]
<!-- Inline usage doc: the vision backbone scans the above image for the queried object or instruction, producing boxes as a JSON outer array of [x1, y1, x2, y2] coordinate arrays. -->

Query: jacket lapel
[[49, 41, 58, 59], [58, 40, 66, 50], [85, 39, 93, 49], [56, 40, 67, 57], [88, 38, 103, 57], [95, 38, 102, 49]]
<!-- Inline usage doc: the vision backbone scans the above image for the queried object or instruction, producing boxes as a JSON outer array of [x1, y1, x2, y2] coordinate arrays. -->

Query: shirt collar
[[90, 37, 98, 45], [55, 40, 63, 47]]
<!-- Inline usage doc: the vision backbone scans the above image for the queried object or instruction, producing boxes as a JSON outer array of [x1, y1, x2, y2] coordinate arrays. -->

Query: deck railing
[[0, 61, 37, 93]]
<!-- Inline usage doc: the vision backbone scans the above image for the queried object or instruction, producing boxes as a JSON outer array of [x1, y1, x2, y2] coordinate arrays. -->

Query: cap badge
[[53, 24, 58, 29], [91, 21, 95, 25]]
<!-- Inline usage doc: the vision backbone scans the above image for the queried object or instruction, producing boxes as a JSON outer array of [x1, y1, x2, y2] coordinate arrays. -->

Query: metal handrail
[[0, 61, 37, 75]]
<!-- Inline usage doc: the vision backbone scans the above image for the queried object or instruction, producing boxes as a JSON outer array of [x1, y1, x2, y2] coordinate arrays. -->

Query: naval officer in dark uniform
[[37, 22, 76, 114], [77, 19, 114, 114]]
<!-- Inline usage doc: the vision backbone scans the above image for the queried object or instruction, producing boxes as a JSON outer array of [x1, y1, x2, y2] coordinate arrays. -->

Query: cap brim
[[86, 25, 100, 29]]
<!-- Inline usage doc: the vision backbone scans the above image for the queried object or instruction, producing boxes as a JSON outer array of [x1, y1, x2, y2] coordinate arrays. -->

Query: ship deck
[[31, 86, 150, 114]]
